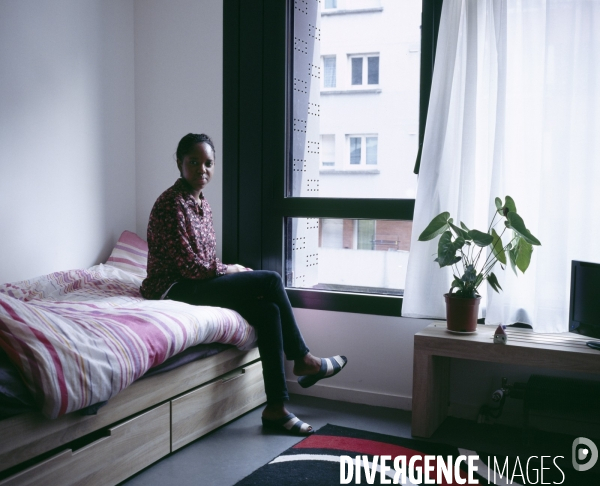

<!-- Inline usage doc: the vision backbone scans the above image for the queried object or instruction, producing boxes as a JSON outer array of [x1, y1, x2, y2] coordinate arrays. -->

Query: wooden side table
[[411, 322, 600, 438]]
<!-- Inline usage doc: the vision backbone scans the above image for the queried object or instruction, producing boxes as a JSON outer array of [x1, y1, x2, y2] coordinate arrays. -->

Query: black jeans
[[166, 270, 310, 403]]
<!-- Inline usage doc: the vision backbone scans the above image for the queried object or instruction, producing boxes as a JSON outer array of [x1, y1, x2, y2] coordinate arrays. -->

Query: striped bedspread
[[0, 241, 256, 419]]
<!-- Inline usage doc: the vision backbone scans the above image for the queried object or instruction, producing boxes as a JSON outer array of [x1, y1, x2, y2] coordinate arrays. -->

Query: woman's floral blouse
[[140, 178, 227, 299]]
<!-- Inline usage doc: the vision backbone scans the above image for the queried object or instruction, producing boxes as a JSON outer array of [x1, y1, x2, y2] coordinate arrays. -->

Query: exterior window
[[349, 137, 361, 164], [350, 55, 379, 86], [347, 135, 377, 167], [351, 57, 363, 85], [321, 135, 335, 166], [357, 220, 375, 250], [367, 56, 379, 84], [366, 136, 377, 164], [323, 56, 336, 88], [325, 0, 337, 9]]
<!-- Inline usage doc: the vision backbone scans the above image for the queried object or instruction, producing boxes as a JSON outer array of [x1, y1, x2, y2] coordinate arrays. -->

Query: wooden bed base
[[0, 347, 265, 485]]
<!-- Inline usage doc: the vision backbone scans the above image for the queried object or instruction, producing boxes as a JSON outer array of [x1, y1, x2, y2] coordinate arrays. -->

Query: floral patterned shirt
[[140, 178, 228, 299]]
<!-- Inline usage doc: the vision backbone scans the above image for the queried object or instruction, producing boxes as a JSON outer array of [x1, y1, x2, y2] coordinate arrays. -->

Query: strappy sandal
[[297, 355, 347, 389], [261, 412, 314, 435]]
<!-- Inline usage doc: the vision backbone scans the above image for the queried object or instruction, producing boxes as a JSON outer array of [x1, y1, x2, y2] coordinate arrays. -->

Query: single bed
[[0, 231, 266, 485]]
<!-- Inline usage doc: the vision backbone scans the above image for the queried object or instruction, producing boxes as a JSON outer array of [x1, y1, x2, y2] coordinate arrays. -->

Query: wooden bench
[[411, 323, 600, 438]]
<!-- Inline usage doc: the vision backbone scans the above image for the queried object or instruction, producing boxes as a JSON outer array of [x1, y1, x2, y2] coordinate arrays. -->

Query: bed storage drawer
[[0, 402, 170, 486], [171, 360, 266, 450]]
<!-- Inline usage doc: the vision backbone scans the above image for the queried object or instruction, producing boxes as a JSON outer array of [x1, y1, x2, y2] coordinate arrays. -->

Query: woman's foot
[[261, 403, 313, 435], [292, 352, 322, 376], [297, 355, 347, 389]]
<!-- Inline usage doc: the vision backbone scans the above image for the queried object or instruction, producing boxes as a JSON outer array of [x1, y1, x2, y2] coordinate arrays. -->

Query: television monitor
[[569, 260, 600, 347]]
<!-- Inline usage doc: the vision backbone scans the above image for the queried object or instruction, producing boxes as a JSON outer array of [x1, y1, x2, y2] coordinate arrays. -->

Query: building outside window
[[286, 1, 420, 298], [321, 134, 335, 167], [323, 56, 336, 88], [350, 54, 379, 86], [325, 0, 337, 9], [347, 135, 377, 167]]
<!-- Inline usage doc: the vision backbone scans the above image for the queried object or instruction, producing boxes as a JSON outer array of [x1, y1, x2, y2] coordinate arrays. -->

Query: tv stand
[[411, 323, 600, 438]]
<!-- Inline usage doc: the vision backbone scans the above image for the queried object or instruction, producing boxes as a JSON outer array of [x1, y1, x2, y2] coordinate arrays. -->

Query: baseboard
[[286, 380, 412, 410]]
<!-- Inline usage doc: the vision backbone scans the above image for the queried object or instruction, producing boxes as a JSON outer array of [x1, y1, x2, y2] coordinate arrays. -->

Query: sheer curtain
[[402, 0, 600, 333]]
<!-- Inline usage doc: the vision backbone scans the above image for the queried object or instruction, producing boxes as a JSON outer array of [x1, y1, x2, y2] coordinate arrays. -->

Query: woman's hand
[[226, 264, 252, 274]]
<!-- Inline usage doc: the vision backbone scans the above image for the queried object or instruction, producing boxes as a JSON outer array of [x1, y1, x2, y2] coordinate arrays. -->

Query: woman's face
[[177, 142, 215, 193]]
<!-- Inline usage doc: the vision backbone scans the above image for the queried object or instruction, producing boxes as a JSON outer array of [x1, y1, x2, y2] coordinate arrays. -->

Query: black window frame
[[223, 0, 442, 317]]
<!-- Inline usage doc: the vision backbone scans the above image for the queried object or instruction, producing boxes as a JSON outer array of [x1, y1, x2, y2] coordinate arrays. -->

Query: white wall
[[286, 310, 432, 409], [134, 0, 223, 255], [0, 0, 136, 283]]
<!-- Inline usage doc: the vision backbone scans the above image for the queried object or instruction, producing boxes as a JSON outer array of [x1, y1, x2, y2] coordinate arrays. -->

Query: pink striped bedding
[[0, 232, 256, 419]]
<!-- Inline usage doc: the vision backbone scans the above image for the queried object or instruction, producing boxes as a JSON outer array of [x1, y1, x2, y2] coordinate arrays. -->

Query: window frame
[[345, 134, 378, 168], [322, 55, 337, 89], [223, 0, 442, 317], [349, 53, 380, 87]]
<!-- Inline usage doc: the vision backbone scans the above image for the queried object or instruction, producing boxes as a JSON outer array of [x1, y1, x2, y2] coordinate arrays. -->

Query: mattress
[[0, 231, 256, 419]]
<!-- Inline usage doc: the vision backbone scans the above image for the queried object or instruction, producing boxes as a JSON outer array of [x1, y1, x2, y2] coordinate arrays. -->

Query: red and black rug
[[235, 424, 599, 485]]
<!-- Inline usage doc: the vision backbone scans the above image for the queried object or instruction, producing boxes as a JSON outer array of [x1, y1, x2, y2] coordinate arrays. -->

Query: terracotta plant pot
[[444, 293, 481, 333]]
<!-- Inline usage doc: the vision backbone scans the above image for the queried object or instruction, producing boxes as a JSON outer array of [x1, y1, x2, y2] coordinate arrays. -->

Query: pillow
[[105, 231, 148, 277]]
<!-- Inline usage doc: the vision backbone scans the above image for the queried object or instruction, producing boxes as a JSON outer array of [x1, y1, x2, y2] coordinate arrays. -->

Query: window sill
[[287, 288, 402, 317], [320, 169, 380, 175], [321, 7, 384, 16], [321, 88, 381, 95]]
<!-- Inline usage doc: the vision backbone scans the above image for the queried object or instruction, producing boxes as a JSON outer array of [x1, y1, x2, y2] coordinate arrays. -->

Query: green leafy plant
[[418, 196, 541, 298]]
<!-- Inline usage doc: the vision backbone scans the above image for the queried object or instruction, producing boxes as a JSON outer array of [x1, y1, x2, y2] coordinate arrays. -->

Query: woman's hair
[[175, 133, 215, 162]]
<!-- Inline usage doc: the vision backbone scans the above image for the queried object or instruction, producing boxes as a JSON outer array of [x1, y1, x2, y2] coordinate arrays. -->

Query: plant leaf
[[487, 272, 503, 293], [506, 212, 541, 246], [515, 238, 533, 273], [436, 231, 462, 267], [495, 197, 503, 214], [418, 212, 450, 241], [491, 228, 506, 264], [450, 277, 465, 294], [449, 222, 469, 240], [504, 196, 517, 215], [468, 229, 494, 247], [460, 221, 471, 232]]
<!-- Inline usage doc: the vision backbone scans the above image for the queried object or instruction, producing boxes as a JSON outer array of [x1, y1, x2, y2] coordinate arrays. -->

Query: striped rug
[[235, 424, 599, 485]]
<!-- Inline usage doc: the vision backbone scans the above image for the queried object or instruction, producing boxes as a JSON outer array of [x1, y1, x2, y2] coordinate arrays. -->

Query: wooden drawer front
[[171, 360, 266, 450], [1, 403, 170, 486]]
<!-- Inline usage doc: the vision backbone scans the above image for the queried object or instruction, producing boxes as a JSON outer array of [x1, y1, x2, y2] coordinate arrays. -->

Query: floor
[[120, 394, 577, 486]]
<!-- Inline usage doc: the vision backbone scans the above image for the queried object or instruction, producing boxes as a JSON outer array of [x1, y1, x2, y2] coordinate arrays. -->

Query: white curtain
[[402, 0, 600, 333]]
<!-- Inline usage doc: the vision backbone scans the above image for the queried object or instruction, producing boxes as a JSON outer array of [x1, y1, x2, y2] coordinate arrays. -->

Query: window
[[223, 0, 442, 316], [325, 0, 337, 9], [323, 56, 336, 88], [347, 135, 377, 167], [350, 54, 379, 86], [321, 134, 335, 167]]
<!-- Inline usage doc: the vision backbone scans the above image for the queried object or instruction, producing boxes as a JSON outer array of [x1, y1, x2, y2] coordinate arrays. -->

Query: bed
[[0, 231, 266, 485]]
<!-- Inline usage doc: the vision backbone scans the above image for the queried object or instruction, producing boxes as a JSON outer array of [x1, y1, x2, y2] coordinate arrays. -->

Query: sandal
[[261, 412, 314, 435], [297, 355, 347, 389]]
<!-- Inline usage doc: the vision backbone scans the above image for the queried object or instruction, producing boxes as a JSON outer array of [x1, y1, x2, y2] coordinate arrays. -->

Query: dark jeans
[[166, 270, 310, 403]]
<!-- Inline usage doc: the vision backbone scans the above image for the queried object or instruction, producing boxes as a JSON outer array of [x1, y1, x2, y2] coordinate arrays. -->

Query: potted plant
[[418, 196, 541, 333]]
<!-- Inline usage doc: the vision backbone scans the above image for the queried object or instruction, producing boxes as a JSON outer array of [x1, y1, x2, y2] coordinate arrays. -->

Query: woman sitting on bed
[[140, 133, 347, 436]]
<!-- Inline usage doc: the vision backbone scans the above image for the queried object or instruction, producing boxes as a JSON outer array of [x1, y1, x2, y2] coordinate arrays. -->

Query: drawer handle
[[221, 368, 246, 383]]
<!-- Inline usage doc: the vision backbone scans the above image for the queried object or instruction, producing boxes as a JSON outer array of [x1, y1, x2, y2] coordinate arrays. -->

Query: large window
[[223, 0, 442, 316]]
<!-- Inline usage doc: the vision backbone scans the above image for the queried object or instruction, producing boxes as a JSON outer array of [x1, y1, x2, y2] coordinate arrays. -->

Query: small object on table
[[494, 325, 508, 344]]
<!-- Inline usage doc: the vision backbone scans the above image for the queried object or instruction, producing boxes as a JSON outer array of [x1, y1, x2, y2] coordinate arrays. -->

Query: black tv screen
[[569, 260, 600, 339]]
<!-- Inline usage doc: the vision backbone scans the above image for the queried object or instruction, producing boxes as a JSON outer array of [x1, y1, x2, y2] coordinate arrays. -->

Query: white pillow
[[105, 231, 148, 277]]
